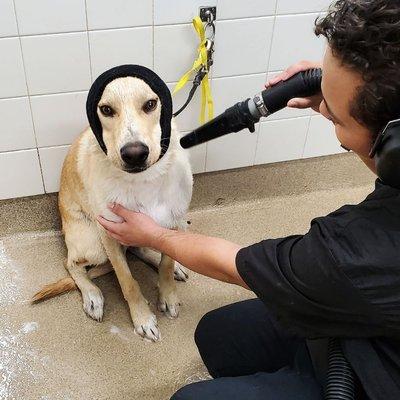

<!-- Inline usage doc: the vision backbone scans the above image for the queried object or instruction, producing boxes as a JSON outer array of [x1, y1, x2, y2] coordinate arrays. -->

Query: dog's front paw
[[174, 263, 189, 282], [158, 291, 180, 319], [132, 312, 160, 342], [82, 287, 104, 322]]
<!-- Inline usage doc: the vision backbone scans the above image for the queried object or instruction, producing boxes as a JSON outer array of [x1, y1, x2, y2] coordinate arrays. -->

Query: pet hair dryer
[[180, 68, 323, 148]]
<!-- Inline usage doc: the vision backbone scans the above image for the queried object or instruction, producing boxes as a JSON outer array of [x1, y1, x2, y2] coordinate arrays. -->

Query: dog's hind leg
[[130, 247, 189, 282], [100, 233, 160, 342], [65, 259, 104, 322], [157, 254, 180, 319]]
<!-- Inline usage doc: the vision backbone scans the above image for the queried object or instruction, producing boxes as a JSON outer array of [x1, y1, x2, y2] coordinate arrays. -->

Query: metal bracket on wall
[[199, 6, 217, 22]]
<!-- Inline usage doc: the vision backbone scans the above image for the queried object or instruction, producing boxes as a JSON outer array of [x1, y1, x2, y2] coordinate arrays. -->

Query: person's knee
[[170, 383, 203, 400], [194, 310, 217, 351], [170, 387, 187, 400]]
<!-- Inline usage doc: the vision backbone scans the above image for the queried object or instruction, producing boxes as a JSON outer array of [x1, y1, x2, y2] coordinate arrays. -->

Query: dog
[[32, 67, 193, 342]]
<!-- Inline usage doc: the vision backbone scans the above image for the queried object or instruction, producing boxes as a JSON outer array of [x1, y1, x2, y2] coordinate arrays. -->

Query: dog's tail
[[32, 276, 76, 303], [31, 263, 113, 303]]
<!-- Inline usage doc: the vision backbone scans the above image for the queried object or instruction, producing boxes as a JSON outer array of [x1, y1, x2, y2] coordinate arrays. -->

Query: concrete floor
[[0, 154, 376, 400]]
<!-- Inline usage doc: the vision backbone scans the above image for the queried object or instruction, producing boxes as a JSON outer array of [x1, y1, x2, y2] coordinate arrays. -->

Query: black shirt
[[236, 180, 400, 400]]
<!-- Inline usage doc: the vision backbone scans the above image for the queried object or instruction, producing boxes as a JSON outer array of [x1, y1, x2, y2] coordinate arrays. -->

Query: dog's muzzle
[[120, 141, 149, 173]]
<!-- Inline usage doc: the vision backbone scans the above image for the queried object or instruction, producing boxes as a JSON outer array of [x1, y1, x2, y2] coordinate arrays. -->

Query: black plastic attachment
[[180, 68, 322, 149], [180, 100, 257, 148]]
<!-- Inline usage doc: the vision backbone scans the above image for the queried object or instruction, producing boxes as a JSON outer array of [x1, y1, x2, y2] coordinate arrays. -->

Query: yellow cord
[[173, 16, 214, 124]]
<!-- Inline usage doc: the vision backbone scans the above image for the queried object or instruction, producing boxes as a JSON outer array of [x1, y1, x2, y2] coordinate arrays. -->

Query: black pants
[[171, 299, 323, 400]]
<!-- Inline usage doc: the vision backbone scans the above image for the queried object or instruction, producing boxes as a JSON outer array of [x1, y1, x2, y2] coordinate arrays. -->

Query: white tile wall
[[276, 0, 332, 14], [303, 115, 344, 158], [86, 0, 152, 30], [186, 141, 207, 174], [39, 145, 70, 193], [89, 27, 153, 79], [0, 150, 44, 199], [0, 0, 18, 38], [213, 17, 274, 78], [218, 0, 276, 20], [0, 38, 27, 98], [0, 0, 335, 199], [269, 14, 326, 71], [21, 33, 91, 95], [0, 97, 35, 152], [14, 0, 86, 35], [255, 117, 310, 164], [30, 91, 87, 147]]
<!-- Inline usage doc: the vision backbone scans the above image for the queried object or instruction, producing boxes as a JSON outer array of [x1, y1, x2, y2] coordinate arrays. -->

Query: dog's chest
[[100, 171, 191, 229]]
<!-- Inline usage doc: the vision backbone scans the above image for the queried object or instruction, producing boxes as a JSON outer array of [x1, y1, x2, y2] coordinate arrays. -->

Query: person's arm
[[97, 203, 248, 288]]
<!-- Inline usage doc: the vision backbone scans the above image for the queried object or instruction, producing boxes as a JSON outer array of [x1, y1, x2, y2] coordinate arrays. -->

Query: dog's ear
[[87, 65, 172, 157]]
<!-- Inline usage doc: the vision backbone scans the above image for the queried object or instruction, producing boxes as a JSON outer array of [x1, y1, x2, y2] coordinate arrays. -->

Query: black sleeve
[[236, 221, 385, 339]]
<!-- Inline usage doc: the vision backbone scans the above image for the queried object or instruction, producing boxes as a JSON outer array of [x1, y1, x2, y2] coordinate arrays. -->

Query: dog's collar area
[[86, 64, 173, 160]]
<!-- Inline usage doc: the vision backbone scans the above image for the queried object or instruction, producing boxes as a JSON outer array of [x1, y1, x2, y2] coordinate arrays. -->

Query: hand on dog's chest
[[105, 190, 186, 229]]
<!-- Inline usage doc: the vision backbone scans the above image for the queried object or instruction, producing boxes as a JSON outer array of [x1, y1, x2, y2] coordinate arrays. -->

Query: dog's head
[[86, 65, 172, 173]]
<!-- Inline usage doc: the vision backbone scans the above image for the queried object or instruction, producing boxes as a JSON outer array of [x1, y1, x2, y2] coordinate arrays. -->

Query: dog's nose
[[120, 142, 149, 166]]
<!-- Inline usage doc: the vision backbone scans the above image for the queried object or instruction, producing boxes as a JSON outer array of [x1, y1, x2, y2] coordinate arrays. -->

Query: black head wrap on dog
[[86, 64, 173, 159]]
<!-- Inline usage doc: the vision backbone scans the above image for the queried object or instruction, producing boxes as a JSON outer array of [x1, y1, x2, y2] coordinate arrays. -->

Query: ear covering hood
[[86, 64, 173, 159]]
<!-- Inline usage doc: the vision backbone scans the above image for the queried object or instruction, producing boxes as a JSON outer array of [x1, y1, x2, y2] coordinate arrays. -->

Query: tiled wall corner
[[38, 145, 70, 193], [0, 0, 335, 199]]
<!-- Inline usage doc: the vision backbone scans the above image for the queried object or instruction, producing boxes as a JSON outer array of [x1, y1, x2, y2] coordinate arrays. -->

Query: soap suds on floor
[[0, 241, 23, 307], [21, 322, 39, 334], [110, 325, 128, 341], [110, 325, 121, 334]]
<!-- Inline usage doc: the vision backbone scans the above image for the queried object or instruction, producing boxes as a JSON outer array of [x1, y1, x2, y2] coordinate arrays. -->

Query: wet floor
[[0, 182, 373, 400]]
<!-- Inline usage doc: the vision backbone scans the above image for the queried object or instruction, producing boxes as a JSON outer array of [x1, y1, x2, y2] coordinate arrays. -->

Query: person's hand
[[265, 60, 323, 113], [97, 203, 166, 248]]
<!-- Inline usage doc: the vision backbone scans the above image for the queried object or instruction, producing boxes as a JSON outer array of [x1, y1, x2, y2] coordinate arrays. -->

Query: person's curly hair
[[315, 0, 400, 136]]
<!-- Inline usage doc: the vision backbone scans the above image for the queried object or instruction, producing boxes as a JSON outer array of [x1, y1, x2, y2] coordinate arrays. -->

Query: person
[[97, 1, 400, 399]]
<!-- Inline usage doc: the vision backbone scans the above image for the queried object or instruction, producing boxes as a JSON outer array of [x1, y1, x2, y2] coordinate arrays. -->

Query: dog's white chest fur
[[104, 163, 192, 228], [81, 133, 193, 229]]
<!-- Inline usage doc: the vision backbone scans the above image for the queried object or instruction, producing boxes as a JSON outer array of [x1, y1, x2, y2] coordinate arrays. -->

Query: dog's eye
[[143, 99, 157, 113], [99, 105, 115, 117]]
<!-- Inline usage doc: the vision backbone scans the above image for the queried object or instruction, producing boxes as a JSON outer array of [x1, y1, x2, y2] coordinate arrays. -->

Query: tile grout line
[[11, 0, 45, 194], [301, 115, 314, 158], [84, 0, 94, 83], [0, 10, 327, 40], [252, 0, 278, 166], [152, 0, 155, 70], [0, 115, 312, 156], [0, 73, 290, 103], [0, 89, 89, 101], [0, 10, 331, 41]]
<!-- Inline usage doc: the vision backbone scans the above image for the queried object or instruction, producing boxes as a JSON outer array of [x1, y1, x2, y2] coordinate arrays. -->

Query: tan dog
[[33, 76, 193, 341]]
